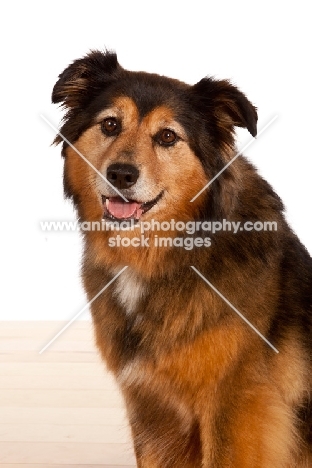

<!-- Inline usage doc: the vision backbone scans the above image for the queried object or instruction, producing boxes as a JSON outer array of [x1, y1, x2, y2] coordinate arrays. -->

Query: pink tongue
[[107, 197, 143, 219]]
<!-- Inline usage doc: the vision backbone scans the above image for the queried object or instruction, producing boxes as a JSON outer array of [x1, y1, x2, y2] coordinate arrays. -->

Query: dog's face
[[52, 51, 257, 229], [64, 94, 209, 225], [52, 51, 258, 274], [96, 96, 202, 221]]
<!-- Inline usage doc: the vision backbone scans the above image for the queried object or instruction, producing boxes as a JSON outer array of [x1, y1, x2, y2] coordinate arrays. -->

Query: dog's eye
[[101, 117, 120, 136], [155, 129, 178, 146]]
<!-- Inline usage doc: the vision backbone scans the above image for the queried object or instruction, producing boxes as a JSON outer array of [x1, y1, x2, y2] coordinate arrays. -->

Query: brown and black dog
[[52, 50, 312, 467]]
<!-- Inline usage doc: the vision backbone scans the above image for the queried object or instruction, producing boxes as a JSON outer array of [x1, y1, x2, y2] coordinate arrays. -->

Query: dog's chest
[[113, 267, 146, 314]]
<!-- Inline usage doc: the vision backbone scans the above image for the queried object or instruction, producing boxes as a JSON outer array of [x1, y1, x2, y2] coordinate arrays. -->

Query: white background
[[1, 1, 311, 320]]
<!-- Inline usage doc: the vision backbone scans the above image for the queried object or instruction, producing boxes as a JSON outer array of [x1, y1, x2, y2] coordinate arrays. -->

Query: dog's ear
[[52, 50, 121, 109], [192, 77, 257, 137]]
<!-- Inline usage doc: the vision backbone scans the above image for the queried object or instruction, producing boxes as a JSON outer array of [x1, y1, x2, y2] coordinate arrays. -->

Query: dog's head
[[52, 50, 257, 225]]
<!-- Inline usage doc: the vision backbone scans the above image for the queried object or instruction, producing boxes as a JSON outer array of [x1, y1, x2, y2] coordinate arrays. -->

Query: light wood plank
[[0, 407, 128, 426], [0, 423, 132, 443], [0, 373, 117, 390], [0, 323, 94, 338], [0, 340, 96, 352], [0, 321, 91, 329], [0, 388, 124, 407], [0, 362, 106, 376], [0, 321, 136, 466], [0, 465, 135, 468], [0, 442, 136, 464], [0, 351, 100, 362]]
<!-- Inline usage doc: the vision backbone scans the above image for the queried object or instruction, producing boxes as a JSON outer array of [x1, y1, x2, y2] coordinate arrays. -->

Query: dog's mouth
[[102, 191, 163, 221]]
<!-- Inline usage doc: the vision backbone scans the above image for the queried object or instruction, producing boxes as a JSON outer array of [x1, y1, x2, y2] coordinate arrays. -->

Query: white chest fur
[[113, 267, 146, 314]]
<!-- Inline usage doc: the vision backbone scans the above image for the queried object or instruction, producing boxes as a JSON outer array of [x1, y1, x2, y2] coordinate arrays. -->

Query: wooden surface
[[0, 321, 136, 467]]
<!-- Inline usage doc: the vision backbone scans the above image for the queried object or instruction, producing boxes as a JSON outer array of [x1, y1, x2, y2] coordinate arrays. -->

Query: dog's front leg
[[123, 388, 203, 468]]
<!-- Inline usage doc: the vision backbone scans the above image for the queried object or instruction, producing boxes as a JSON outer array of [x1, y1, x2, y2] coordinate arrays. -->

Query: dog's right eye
[[101, 117, 121, 136]]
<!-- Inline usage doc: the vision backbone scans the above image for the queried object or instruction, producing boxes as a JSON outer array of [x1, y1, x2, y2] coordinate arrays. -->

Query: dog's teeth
[[105, 198, 109, 208]]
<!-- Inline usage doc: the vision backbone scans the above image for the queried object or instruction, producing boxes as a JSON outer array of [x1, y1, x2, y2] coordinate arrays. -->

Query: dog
[[52, 50, 312, 467]]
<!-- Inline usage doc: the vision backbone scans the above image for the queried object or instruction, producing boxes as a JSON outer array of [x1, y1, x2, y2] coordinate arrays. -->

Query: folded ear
[[192, 77, 258, 137], [52, 50, 121, 109]]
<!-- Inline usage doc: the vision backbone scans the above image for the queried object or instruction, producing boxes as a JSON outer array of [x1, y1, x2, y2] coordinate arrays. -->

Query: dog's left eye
[[155, 129, 178, 147], [101, 117, 121, 136]]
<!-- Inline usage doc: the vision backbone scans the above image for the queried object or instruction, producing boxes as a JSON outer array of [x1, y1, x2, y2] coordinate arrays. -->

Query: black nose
[[106, 163, 139, 190]]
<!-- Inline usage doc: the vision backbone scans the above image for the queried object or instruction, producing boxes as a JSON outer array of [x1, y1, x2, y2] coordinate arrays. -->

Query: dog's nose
[[106, 163, 139, 189]]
